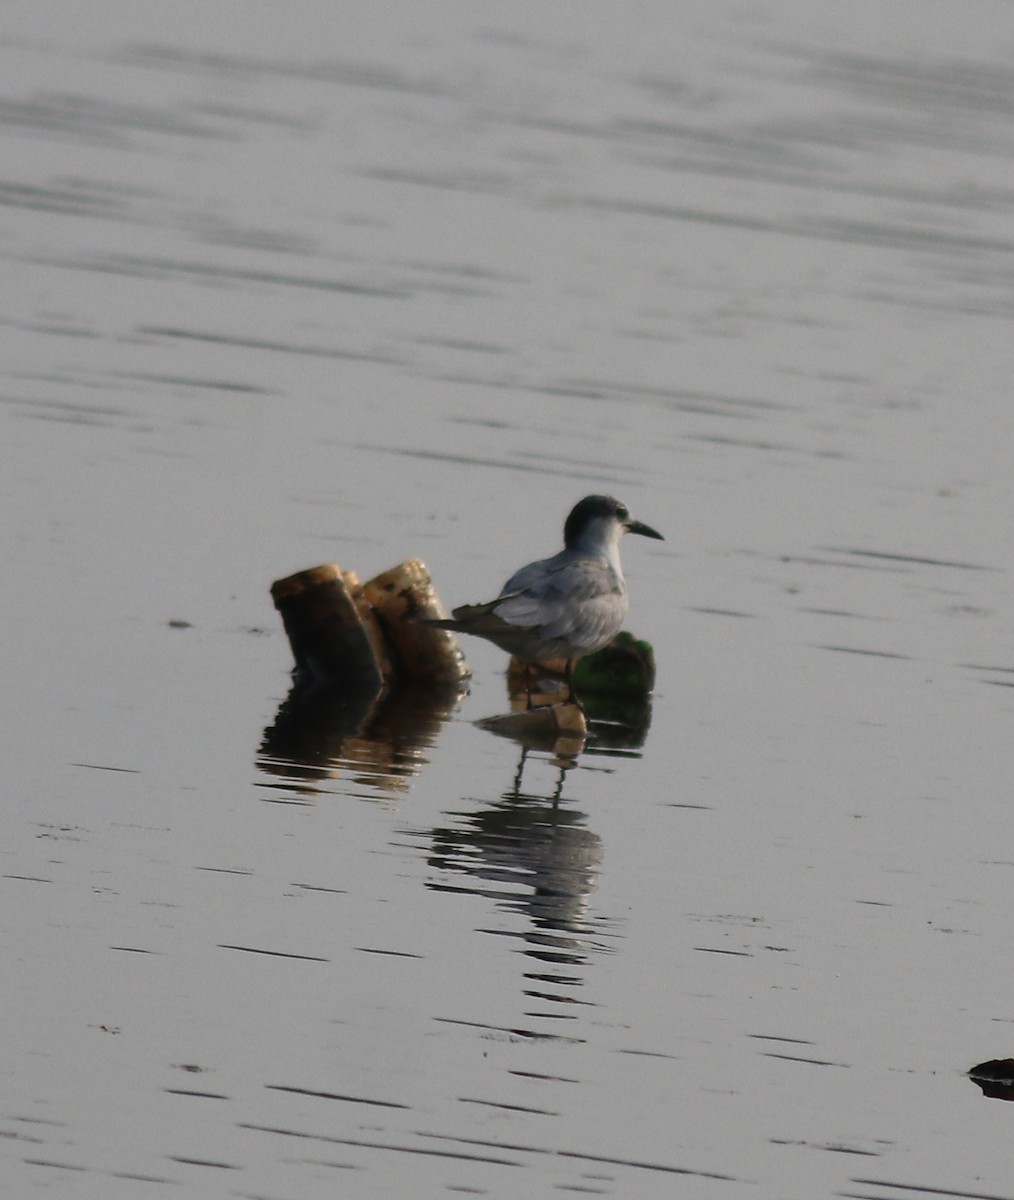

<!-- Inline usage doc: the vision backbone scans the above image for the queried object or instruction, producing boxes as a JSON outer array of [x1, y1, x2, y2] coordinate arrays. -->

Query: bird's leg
[[511, 746, 529, 796], [565, 659, 587, 716], [550, 763, 566, 808]]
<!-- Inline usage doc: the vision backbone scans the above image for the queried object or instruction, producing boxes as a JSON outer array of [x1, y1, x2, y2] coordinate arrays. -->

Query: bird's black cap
[[563, 495, 663, 546]]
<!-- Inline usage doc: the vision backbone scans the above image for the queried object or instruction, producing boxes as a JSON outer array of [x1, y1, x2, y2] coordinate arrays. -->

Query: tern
[[424, 495, 663, 696]]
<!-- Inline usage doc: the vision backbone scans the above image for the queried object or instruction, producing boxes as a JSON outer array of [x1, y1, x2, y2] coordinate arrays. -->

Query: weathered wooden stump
[[271, 559, 469, 692], [271, 564, 383, 692], [360, 559, 469, 688]]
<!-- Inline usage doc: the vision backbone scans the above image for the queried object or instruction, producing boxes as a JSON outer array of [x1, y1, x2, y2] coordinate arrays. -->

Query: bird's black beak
[[626, 518, 664, 541]]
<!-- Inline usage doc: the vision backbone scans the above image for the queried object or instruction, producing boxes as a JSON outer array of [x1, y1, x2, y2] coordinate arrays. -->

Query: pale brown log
[[361, 559, 470, 686]]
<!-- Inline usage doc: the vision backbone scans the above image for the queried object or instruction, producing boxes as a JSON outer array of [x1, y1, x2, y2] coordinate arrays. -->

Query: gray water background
[[4, 2, 1014, 1197]]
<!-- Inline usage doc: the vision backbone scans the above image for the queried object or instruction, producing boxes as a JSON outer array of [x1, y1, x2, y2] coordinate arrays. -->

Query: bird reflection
[[427, 751, 613, 992]]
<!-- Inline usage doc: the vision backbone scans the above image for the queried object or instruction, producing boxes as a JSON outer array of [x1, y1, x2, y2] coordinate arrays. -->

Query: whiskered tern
[[425, 495, 663, 688]]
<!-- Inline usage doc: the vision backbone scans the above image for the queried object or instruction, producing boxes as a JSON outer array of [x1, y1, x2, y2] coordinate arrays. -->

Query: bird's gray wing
[[493, 557, 627, 645]]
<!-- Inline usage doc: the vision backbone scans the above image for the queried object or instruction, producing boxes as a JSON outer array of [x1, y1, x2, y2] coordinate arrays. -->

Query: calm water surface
[[4, 3, 1014, 1197]]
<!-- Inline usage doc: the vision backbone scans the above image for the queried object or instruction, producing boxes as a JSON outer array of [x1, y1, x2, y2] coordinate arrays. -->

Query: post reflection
[[258, 677, 463, 797], [256, 660, 655, 801]]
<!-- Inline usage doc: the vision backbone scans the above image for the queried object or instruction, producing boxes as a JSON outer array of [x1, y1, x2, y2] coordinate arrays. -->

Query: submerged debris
[[969, 1058, 1014, 1100]]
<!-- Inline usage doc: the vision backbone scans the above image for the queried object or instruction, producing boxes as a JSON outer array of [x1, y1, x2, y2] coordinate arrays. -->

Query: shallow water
[[5, 3, 1014, 1197]]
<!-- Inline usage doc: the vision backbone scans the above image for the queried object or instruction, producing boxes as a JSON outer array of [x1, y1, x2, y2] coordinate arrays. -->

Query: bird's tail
[[417, 600, 497, 633]]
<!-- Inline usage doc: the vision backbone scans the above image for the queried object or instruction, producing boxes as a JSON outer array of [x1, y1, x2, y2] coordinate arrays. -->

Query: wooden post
[[360, 559, 470, 687], [271, 559, 469, 691], [342, 568, 394, 680], [270, 564, 384, 693]]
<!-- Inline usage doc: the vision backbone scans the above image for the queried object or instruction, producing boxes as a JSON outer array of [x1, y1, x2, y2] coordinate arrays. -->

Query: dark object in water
[[968, 1058, 1014, 1100], [571, 631, 656, 697]]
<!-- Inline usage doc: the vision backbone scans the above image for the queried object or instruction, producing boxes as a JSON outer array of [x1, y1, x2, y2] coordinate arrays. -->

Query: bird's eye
[[616, 505, 628, 520]]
